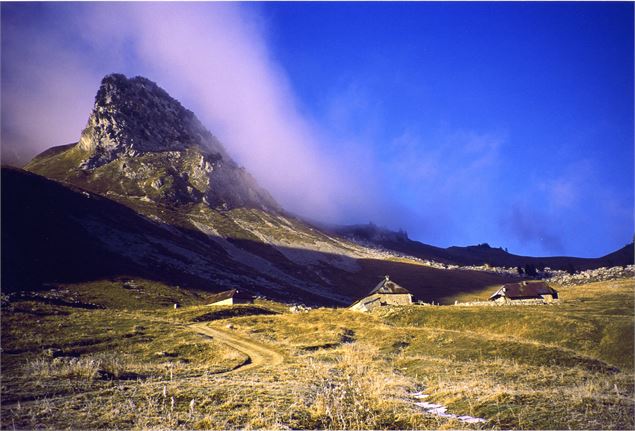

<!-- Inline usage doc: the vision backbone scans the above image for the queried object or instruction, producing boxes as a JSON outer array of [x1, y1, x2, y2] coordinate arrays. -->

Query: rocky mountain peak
[[78, 74, 227, 168], [28, 73, 280, 212]]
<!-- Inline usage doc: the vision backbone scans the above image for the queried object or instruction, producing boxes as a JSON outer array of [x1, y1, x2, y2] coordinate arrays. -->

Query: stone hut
[[489, 281, 558, 304], [349, 275, 413, 312], [206, 289, 253, 306]]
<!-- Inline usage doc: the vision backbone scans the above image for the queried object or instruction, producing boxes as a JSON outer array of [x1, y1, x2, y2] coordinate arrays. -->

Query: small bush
[[95, 353, 130, 378], [26, 357, 99, 379], [25, 353, 133, 380]]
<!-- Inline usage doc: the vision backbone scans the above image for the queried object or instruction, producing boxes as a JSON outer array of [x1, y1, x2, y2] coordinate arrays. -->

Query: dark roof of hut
[[368, 276, 411, 295], [489, 281, 557, 300], [207, 289, 251, 304]]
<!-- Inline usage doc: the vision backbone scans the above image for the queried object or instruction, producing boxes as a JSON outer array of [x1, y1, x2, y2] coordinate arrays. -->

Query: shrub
[[26, 357, 99, 379], [25, 353, 132, 380]]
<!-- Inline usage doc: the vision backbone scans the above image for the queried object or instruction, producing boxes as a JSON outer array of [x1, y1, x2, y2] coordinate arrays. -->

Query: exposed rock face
[[32, 73, 279, 211], [78, 74, 220, 165]]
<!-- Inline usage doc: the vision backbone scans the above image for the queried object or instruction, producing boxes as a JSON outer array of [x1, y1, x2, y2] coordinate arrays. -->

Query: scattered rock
[[155, 351, 178, 358], [340, 329, 356, 344], [52, 356, 79, 365], [96, 369, 116, 380], [132, 325, 145, 333], [289, 304, 310, 313], [547, 265, 634, 285], [44, 348, 63, 358]]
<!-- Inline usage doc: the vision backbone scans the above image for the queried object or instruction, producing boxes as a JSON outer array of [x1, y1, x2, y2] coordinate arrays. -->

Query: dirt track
[[190, 323, 284, 373], [2, 324, 283, 411]]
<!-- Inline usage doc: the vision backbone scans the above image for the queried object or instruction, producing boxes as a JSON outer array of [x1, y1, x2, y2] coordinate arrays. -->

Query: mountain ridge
[[329, 222, 634, 271]]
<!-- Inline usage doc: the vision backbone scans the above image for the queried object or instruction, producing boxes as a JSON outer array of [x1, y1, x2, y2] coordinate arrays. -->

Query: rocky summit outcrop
[[77, 74, 219, 166], [27, 74, 279, 211]]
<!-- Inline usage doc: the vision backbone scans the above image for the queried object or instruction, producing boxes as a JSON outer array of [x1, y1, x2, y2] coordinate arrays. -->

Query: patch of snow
[[410, 391, 486, 424]]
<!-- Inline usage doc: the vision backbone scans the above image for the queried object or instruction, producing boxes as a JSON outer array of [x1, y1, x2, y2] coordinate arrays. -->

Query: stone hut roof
[[489, 281, 557, 300], [368, 275, 411, 295], [207, 289, 251, 304]]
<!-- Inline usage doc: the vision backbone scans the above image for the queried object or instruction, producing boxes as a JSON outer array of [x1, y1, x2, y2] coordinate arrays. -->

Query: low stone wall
[[546, 265, 634, 285], [452, 301, 497, 307], [454, 298, 555, 307]]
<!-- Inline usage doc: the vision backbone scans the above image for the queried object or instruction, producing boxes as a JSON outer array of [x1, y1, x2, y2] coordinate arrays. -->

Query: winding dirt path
[[189, 323, 284, 374], [2, 324, 283, 411]]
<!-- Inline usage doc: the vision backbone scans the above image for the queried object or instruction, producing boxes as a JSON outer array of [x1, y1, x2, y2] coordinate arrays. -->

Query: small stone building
[[489, 281, 558, 304], [349, 276, 413, 312], [206, 289, 252, 306]]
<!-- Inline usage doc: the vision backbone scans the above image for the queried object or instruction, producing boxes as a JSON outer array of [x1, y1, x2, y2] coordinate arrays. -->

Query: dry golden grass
[[2, 278, 633, 429]]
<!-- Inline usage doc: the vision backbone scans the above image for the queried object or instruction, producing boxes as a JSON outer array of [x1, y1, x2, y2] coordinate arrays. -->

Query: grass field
[[1, 278, 633, 429]]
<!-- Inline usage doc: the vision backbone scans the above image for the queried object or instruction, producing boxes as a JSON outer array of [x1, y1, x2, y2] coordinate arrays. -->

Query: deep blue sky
[[259, 2, 634, 256], [2, 2, 633, 257]]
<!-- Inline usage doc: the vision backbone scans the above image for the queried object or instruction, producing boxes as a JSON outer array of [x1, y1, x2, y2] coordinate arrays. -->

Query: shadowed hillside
[[3, 167, 517, 305]]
